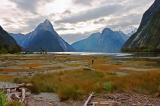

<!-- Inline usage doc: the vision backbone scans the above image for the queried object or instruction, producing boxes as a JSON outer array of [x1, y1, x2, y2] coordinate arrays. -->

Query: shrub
[[57, 85, 83, 101], [0, 47, 8, 54], [27, 84, 40, 94], [103, 82, 113, 93]]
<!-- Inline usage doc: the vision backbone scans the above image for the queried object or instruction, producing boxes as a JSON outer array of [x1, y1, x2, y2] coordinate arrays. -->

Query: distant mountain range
[[0, 26, 20, 53], [11, 20, 74, 52], [122, 0, 160, 52], [72, 28, 129, 53], [2, 1, 158, 55]]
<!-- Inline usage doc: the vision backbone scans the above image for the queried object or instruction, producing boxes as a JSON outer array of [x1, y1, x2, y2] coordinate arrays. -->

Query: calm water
[[41, 52, 160, 58], [20, 52, 160, 59], [47, 52, 132, 57]]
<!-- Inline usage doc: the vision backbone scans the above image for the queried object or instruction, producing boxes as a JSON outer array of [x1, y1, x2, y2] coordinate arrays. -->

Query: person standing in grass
[[92, 59, 94, 65]]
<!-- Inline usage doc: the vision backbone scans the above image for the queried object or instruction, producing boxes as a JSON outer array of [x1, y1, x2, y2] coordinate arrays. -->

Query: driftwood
[[83, 92, 94, 106], [1, 83, 32, 103], [21, 88, 26, 102]]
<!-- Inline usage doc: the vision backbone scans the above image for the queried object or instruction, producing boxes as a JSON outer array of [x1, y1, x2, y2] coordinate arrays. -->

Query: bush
[[57, 85, 83, 101], [103, 82, 113, 93], [0, 48, 8, 54], [27, 84, 41, 94]]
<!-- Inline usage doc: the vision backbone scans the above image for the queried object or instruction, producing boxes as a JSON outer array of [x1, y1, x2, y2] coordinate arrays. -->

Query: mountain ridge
[[122, 0, 160, 52], [72, 28, 128, 53], [0, 26, 21, 53], [11, 19, 74, 52]]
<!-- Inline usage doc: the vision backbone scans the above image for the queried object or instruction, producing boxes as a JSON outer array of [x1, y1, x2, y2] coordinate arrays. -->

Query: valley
[[0, 53, 160, 105], [0, 0, 160, 105]]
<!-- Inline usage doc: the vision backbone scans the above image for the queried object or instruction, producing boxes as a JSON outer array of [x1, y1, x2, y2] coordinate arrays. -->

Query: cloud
[[73, 0, 95, 6], [56, 0, 154, 24], [63, 10, 72, 15], [10, 0, 38, 13], [93, 18, 106, 24], [56, 4, 123, 23], [102, 13, 142, 28], [61, 33, 89, 44], [56, 27, 75, 31], [9, 0, 53, 13], [25, 17, 47, 31], [0, 0, 155, 43]]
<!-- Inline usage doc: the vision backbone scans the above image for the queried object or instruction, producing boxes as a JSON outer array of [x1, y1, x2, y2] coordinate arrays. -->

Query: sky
[[0, 0, 155, 43]]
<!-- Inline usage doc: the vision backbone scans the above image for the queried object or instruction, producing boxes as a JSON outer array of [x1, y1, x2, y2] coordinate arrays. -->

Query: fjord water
[[31, 52, 160, 58], [49, 52, 132, 57]]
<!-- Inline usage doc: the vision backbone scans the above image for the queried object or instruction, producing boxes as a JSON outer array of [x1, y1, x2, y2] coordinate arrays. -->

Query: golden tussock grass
[[0, 69, 17, 72], [0, 75, 15, 81], [1, 55, 160, 101], [14, 68, 160, 101], [19, 63, 43, 68]]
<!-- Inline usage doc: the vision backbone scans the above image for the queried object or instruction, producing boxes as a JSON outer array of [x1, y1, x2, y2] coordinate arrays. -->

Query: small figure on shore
[[92, 59, 94, 65], [40, 48, 48, 54]]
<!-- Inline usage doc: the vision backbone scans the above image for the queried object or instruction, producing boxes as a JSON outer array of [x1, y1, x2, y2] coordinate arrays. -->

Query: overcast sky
[[0, 0, 154, 43]]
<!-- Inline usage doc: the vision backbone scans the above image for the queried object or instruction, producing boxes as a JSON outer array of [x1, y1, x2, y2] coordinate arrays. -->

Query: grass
[[8, 101, 25, 106], [14, 69, 104, 101], [0, 75, 15, 82], [110, 71, 160, 94], [14, 69, 160, 101], [0, 92, 8, 106], [0, 92, 25, 106], [103, 82, 113, 93], [0, 55, 160, 101], [19, 63, 42, 68]]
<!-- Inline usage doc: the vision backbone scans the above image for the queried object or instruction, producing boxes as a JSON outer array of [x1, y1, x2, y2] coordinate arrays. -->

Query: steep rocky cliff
[[122, 0, 160, 52], [0, 26, 21, 53]]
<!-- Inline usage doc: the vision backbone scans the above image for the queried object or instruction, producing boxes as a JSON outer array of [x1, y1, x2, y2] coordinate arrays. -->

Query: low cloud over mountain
[[0, 0, 154, 43]]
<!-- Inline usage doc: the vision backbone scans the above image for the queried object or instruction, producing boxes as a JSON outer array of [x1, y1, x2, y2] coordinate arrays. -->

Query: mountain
[[11, 33, 28, 48], [72, 28, 128, 53], [126, 28, 137, 37], [11, 20, 74, 52], [122, 0, 160, 52], [0, 26, 21, 53]]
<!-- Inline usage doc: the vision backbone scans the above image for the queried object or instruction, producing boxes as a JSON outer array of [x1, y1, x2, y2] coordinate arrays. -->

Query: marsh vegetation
[[0, 53, 160, 102]]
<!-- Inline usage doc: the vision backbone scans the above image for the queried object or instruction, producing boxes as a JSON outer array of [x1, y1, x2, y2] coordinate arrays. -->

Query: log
[[21, 88, 26, 102], [83, 92, 94, 106]]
